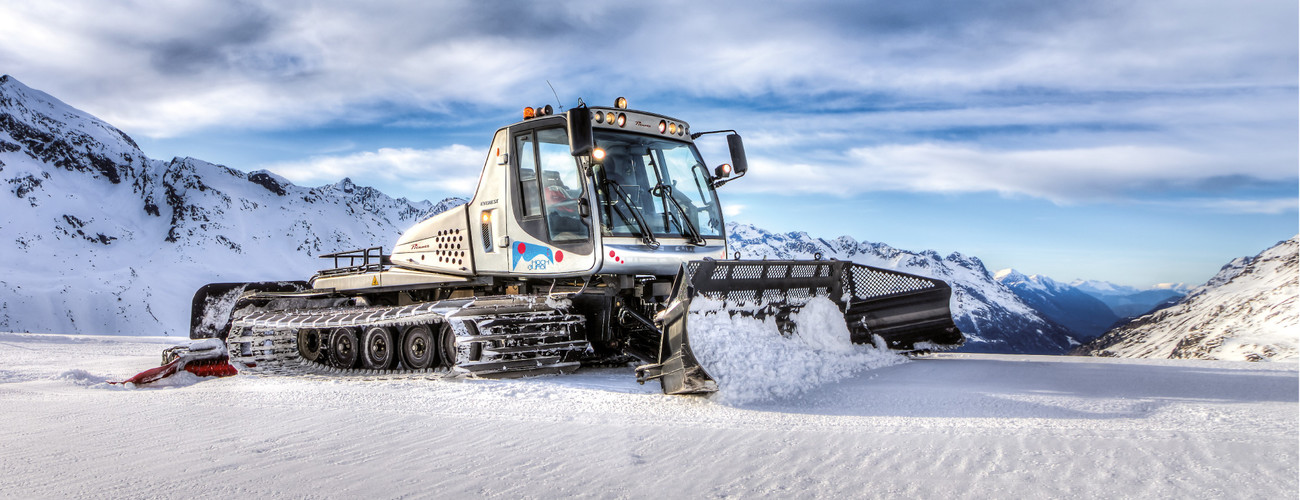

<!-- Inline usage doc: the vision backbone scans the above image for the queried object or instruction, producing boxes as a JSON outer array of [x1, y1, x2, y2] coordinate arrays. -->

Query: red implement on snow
[[116, 339, 237, 385]]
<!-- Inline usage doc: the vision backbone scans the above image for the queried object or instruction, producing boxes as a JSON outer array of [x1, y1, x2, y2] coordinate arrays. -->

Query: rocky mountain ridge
[[0, 75, 443, 335], [1074, 237, 1298, 361]]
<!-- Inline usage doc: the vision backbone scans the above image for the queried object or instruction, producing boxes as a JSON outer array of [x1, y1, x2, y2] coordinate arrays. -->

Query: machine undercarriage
[[176, 255, 963, 394]]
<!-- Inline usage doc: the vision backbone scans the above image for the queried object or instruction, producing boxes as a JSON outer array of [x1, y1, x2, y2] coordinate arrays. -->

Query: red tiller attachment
[[115, 339, 238, 385]]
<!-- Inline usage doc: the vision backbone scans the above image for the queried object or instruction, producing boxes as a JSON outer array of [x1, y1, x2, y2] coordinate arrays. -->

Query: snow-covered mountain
[[994, 269, 1119, 340], [1070, 279, 1188, 318], [728, 225, 1079, 354], [1074, 237, 1299, 361], [0, 75, 452, 336]]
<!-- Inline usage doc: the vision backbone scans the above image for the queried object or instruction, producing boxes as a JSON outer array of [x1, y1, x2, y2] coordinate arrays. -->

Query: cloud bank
[[1, 0, 1293, 209], [263, 145, 484, 195]]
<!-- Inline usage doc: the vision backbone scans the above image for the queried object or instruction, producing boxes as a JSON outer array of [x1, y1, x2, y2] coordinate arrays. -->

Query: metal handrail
[[317, 246, 388, 276]]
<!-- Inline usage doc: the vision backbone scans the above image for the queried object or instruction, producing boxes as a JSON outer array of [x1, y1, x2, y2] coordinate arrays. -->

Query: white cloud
[[1, 0, 1292, 211], [1, 0, 1292, 139], [736, 142, 1295, 207], [262, 145, 483, 195], [1156, 197, 1300, 215]]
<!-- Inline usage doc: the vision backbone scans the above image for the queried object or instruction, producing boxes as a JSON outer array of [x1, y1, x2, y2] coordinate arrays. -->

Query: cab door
[[505, 120, 597, 276]]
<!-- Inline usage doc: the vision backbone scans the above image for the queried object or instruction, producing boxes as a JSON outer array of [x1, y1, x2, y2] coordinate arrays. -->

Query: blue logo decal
[[513, 242, 564, 270]]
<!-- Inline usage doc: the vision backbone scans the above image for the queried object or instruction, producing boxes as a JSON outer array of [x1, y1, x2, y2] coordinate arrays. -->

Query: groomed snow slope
[[1, 333, 1295, 499]]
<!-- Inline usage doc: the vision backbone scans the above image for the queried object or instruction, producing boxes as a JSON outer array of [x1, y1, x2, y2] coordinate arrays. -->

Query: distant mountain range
[[1, 75, 1289, 359], [1069, 279, 1189, 318], [1074, 237, 1298, 361], [993, 270, 1120, 341]]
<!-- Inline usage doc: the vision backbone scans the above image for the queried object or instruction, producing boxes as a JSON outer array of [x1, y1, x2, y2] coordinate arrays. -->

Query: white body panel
[[468, 130, 512, 274], [500, 231, 598, 276], [311, 267, 468, 291], [391, 204, 474, 275], [600, 238, 727, 276]]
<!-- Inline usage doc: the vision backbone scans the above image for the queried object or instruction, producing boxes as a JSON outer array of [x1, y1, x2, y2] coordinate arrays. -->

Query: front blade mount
[[641, 259, 964, 395]]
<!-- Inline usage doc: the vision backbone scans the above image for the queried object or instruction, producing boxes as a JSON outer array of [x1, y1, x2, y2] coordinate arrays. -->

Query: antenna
[[546, 80, 565, 112]]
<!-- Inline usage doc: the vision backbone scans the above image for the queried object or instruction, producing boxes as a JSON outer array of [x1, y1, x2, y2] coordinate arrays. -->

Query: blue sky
[[2, 0, 1295, 287]]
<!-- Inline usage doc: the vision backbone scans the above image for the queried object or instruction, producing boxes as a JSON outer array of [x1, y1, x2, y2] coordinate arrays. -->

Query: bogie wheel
[[297, 329, 323, 362], [436, 324, 457, 368], [401, 325, 435, 370], [330, 327, 360, 368], [361, 326, 396, 370]]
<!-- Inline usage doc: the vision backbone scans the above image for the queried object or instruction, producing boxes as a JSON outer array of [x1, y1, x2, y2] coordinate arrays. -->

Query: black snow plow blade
[[190, 281, 310, 340], [638, 259, 963, 395]]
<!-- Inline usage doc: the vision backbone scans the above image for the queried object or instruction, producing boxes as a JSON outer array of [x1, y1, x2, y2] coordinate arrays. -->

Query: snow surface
[[1, 332, 1295, 499]]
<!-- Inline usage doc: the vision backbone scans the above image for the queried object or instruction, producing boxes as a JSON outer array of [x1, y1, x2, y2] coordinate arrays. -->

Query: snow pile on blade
[[687, 296, 907, 404]]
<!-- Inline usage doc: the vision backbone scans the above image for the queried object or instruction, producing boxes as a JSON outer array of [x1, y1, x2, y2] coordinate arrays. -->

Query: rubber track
[[226, 296, 587, 380]]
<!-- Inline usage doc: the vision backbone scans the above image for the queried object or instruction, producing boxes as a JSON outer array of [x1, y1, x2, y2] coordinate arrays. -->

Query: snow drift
[[687, 296, 906, 403]]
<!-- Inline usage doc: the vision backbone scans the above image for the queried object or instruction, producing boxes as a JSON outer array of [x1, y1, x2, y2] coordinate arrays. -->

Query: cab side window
[[536, 128, 588, 242], [515, 133, 542, 217], [514, 126, 590, 244]]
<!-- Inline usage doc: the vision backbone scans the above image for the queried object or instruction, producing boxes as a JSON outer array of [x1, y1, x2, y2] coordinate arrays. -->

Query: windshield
[[591, 130, 724, 239]]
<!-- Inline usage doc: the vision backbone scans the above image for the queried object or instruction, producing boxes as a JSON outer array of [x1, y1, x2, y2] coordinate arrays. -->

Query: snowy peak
[[0, 77, 443, 336], [0, 75, 149, 190], [994, 269, 1069, 294], [0, 75, 141, 154], [995, 268, 1119, 340], [993, 268, 1028, 283], [1076, 236, 1299, 361]]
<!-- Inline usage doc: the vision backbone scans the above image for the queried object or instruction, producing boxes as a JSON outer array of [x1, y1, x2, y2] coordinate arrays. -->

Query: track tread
[[226, 295, 589, 380]]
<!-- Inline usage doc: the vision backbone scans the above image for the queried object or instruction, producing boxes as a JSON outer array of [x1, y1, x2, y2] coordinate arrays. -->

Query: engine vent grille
[[434, 229, 466, 266]]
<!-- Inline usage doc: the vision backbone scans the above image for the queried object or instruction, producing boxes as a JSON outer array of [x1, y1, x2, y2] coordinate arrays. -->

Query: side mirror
[[568, 106, 594, 157], [726, 134, 747, 174]]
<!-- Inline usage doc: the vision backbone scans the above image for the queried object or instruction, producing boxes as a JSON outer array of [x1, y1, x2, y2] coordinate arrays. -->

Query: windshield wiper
[[604, 180, 660, 248], [650, 182, 706, 246]]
